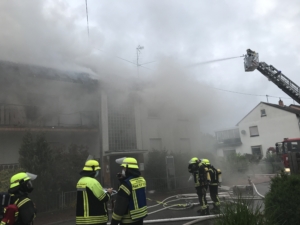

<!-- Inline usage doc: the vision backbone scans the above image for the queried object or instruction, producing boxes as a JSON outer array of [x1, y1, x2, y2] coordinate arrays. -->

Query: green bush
[[214, 197, 264, 225], [0, 169, 23, 192], [264, 172, 300, 225]]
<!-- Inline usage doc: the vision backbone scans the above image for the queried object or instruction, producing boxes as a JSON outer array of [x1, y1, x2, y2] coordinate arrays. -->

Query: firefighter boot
[[211, 205, 220, 214], [197, 208, 207, 216], [205, 206, 210, 215]]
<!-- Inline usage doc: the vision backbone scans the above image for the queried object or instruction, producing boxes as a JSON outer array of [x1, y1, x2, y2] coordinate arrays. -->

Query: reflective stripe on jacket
[[112, 176, 147, 223], [76, 177, 110, 225]]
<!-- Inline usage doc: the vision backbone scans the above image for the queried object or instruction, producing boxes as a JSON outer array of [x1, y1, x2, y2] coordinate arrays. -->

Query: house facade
[[0, 60, 202, 187], [215, 101, 300, 158]]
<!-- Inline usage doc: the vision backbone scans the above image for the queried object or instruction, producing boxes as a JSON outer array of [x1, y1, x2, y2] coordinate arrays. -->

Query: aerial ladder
[[244, 49, 300, 104]]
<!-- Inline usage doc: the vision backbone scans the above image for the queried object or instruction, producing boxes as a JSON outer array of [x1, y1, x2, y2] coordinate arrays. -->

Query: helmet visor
[[26, 172, 37, 181], [116, 157, 126, 165]]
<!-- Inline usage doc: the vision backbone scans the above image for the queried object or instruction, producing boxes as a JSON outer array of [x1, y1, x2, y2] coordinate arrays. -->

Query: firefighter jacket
[[208, 166, 222, 186], [188, 163, 200, 187], [198, 163, 211, 186], [8, 193, 36, 225], [76, 177, 111, 225], [111, 176, 147, 224]]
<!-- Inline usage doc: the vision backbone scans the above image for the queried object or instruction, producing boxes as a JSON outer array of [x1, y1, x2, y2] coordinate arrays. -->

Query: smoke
[[0, 1, 242, 135], [140, 58, 221, 120]]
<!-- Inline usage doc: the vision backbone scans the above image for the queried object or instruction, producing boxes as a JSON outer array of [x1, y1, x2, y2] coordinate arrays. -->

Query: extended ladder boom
[[244, 49, 300, 104]]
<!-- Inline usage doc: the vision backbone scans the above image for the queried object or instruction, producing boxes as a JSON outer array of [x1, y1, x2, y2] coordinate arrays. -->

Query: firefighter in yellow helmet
[[6, 172, 37, 225], [205, 159, 222, 214], [111, 157, 147, 225], [76, 160, 112, 225], [188, 157, 202, 208], [197, 159, 211, 215]]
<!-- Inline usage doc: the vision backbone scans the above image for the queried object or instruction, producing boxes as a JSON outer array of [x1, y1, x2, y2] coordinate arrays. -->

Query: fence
[[31, 191, 77, 213], [0, 163, 20, 171]]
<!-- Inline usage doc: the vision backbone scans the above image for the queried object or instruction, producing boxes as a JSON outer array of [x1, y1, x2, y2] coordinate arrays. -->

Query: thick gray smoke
[[3, 0, 298, 136]]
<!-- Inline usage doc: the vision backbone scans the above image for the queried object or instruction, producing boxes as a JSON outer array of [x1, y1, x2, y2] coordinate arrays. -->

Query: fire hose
[[105, 181, 265, 225]]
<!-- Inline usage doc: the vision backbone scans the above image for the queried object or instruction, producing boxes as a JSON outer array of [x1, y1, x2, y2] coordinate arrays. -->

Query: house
[[215, 100, 300, 158], [0, 60, 202, 187]]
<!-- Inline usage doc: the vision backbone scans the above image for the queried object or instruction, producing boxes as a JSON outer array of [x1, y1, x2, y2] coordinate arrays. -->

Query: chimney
[[279, 99, 284, 106]]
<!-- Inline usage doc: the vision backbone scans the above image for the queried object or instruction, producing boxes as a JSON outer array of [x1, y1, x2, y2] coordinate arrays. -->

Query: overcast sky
[[1, 0, 300, 134]]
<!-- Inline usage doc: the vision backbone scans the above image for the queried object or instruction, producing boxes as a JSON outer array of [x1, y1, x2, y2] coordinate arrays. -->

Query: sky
[[1, 0, 300, 134]]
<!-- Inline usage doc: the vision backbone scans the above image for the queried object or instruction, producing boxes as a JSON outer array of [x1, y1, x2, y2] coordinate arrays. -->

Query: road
[[52, 181, 269, 225]]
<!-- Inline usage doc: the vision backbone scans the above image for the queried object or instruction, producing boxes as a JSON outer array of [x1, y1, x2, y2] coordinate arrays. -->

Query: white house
[[215, 100, 300, 158]]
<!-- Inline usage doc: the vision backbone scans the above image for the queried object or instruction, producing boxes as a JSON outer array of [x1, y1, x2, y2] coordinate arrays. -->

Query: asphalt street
[[53, 181, 270, 225]]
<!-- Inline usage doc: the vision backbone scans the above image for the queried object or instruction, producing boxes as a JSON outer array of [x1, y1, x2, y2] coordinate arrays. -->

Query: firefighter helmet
[[82, 160, 101, 171], [10, 172, 37, 189], [189, 157, 199, 164], [201, 159, 210, 166], [121, 157, 139, 169]]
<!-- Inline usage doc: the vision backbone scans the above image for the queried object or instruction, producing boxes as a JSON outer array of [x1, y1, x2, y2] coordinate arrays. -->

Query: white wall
[[236, 103, 300, 156], [139, 105, 201, 153]]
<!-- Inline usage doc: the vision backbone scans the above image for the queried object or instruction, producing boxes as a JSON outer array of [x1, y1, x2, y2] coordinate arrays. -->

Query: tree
[[19, 132, 54, 192], [52, 143, 89, 191], [19, 131, 35, 172]]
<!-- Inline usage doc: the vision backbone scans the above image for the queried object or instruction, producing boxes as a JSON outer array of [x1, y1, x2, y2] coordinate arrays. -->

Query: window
[[261, 109, 266, 117], [149, 138, 162, 150], [249, 126, 259, 137], [251, 145, 262, 157]]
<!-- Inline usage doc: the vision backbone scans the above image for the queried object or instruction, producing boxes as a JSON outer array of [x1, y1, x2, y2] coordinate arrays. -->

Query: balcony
[[0, 104, 99, 132], [215, 128, 242, 147]]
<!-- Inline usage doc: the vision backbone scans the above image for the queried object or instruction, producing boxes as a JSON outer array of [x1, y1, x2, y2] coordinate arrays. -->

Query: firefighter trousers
[[196, 185, 208, 209], [209, 185, 220, 206]]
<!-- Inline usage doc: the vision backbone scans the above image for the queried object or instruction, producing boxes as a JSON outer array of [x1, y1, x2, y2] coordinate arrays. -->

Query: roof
[[264, 102, 300, 115], [0, 60, 97, 85], [236, 102, 300, 125]]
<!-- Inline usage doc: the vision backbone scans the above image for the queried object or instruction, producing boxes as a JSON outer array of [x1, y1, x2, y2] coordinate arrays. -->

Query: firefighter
[[197, 158, 211, 216], [206, 159, 222, 214], [6, 172, 37, 225], [188, 157, 202, 208], [111, 157, 147, 225], [76, 159, 113, 225]]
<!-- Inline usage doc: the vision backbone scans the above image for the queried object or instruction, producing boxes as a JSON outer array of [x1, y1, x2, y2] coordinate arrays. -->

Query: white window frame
[[261, 109, 266, 117], [249, 126, 259, 137], [251, 145, 262, 157]]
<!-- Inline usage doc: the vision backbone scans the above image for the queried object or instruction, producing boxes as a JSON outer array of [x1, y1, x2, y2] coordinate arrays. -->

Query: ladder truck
[[244, 49, 300, 104], [244, 49, 300, 174]]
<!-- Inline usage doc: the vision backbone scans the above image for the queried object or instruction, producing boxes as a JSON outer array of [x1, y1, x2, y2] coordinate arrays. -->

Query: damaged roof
[[0, 60, 97, 85]]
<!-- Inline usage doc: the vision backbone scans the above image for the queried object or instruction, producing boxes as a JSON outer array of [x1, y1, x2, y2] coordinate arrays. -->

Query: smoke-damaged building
[[0, 61, 202, 187]]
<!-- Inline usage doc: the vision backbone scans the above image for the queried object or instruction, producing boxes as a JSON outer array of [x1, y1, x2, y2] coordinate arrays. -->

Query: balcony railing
[[217, 138, 242, 147], [0, 104, 99, 129], [215, 128, 242, 147]]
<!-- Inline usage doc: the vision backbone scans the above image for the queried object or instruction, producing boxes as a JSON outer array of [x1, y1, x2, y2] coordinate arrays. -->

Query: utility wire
[[85, 0, 89, 37], [208, 86, 292, 100]]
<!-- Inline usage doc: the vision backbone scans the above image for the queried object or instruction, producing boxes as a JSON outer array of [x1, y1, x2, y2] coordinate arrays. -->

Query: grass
[[214, 196, 265, 225]]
